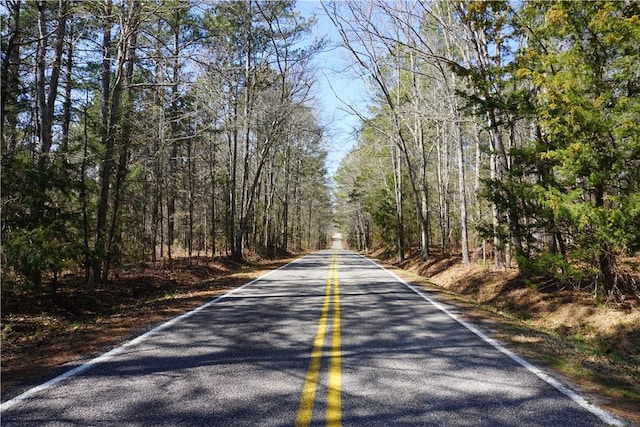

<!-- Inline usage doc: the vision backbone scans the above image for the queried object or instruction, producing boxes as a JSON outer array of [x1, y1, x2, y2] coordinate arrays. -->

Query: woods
[[329, 0, 640, 299], [1, 0, 332, 290], [2, 0, 639, 301]]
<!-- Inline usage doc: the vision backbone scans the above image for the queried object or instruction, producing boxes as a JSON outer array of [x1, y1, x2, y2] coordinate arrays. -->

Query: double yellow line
[[295, 252, 342, 427]]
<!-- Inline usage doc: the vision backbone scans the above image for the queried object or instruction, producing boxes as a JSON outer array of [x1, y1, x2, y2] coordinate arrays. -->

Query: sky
[[296, 1, 368, 178]]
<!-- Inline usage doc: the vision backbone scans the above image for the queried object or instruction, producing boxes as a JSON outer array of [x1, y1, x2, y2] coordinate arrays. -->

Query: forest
[[1, 0, 639, 299], [2, 0, 333, 291], [328, 1, 640, 301]]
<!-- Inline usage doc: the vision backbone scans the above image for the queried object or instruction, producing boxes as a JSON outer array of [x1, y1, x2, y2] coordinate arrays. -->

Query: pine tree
[[515, 1, 640, 294]]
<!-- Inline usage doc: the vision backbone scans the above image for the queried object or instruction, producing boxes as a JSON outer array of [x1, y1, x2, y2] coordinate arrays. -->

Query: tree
[[514, 1, 640, 295], [1, 0, 83, 289], [93, 0, 142, 282], [205, 0, 322, 260], [325, 1, 434, 260], [334, 118, 414, 256], [2, 0, 333, 293]]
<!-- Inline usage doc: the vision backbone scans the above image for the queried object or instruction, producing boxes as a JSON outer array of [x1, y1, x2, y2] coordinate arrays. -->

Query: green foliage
[[521, 1, 639, 289], [2, 152, 83, 288], [3, 225, 81, 289], [363, 178, 399, 249], [459, 0, 640, 293], [333, 111, 415, 254], [516, 252, 588, 290], [2, 0, 332, 288]]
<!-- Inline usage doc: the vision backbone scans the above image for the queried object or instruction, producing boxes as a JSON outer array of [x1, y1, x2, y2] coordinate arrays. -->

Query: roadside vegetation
[[329, 5, 640, 423], [2, 0, 332, 292], [332, 1, 640, 302], [373, 249, 639, 425]]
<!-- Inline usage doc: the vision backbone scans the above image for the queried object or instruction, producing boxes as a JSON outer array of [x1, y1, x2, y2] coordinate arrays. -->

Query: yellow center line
[[295, 252, 342, 427], [327, 258, 341, 427]]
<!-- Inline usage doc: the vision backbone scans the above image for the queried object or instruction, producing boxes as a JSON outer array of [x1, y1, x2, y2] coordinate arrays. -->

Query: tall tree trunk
[[167, 13, 181, 263], [104, 1, 140, 281], [167, 142, 178, 262], [81, 103, 91, 282], [455, 119, 470, 265], [436, 123, 449, 253], [30, 0, 67, 286], [1, 0, 22, 153], [151, 138, 161, 266], [187, 135, 195, 265], [35, 0, 66, 156], [263, 153, 276, 254], [208, 132, 217, 257], [392, 145, 405, 262], [233, 3, 253, 261], [448, 73, 470, 264], [293, 156, 302, 250], [473, 121, 484, 260], [282, 146, 291, 253], [488, 127, 505, 269], [94, 0, 113, 283], [61, 20, 74, 158], [229, 115, 239, 258]]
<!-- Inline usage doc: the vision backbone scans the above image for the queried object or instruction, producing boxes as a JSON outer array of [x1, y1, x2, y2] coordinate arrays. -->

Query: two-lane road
[[1, 250, 626, 426]]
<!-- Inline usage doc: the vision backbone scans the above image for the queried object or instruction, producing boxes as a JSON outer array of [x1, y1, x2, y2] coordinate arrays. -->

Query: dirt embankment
[[374, 249, 640, 426]]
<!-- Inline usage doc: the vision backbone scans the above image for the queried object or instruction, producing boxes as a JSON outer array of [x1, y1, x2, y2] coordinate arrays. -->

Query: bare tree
[[325, 1, 432, 260], [94, 0, 142, 282]]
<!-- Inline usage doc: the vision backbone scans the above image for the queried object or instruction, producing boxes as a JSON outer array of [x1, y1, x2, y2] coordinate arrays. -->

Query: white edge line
[[360, 254, 627, 427], [1, 254, 309, 412]]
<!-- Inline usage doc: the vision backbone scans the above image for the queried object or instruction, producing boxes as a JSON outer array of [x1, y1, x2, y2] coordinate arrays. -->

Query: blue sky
[[297, 1, 368, 178]]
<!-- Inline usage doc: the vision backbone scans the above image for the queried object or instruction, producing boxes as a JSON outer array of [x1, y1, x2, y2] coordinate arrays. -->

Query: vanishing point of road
[[1, 247, 627, 426]]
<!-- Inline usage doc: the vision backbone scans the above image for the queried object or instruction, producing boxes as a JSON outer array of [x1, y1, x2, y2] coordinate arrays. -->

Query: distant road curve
[[1, 250, 628, 426]]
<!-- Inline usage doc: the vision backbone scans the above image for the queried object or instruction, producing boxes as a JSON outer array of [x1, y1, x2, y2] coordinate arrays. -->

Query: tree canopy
[[328, 0, 639, 299], [2, 0, 638, 300], [1, 0, 332, 290]]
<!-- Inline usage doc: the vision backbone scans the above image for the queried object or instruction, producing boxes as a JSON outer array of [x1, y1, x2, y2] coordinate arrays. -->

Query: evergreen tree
[[515, 1, 640, 294]]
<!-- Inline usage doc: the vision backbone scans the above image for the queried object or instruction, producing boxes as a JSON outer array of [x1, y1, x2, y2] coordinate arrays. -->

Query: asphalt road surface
[[1, 249, 626, 426]]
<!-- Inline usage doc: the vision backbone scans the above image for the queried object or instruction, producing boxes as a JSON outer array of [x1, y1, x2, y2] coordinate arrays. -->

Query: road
[[1, 250, 625, 426]]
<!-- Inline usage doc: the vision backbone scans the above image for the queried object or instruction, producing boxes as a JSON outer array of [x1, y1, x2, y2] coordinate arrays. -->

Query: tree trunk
[[282, 147, 291, 253], [208, 132, 218, 257], [187, 135, 195, 266], [436, 123, 449, 254], [455, 122, 470, 264], [167, 15, 181, 264], [234, 8, 253, 261], [103, 0, 140, 281], [488, 132, 505, 269], [1, 0, 22, 153], [61, 19, 74, 157], [595, 183, 615, 294], [94, 0, 114, 283], [29, 0, 67, 286], [392, 146, 405, 262], [81, 103, 91, 282]]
